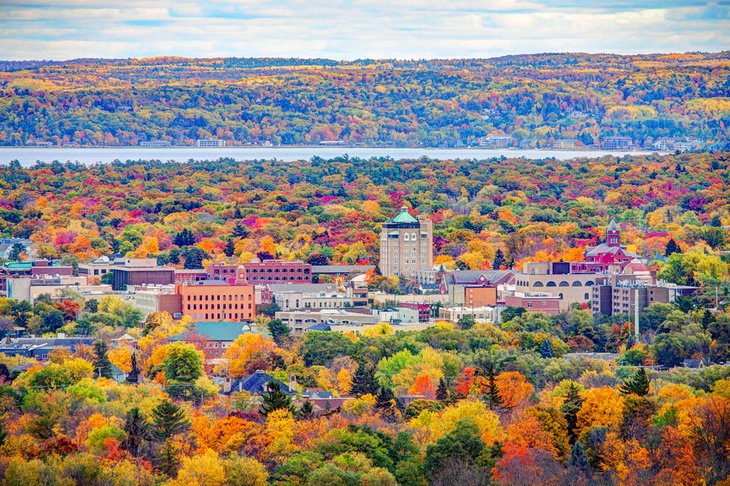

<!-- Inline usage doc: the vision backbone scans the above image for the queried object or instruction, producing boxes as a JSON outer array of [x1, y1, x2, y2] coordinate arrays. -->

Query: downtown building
[[379, 206, 433, 281]]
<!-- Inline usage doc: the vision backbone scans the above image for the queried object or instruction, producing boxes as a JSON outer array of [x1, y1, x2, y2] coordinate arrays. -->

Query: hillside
[[0, 53, 728, 147]]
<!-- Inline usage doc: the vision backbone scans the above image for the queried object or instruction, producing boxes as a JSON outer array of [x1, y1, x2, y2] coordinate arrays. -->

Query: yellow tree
[[576, 386, 624, 436], [222, 334, 277, 378], [172, 449, 226, 486]]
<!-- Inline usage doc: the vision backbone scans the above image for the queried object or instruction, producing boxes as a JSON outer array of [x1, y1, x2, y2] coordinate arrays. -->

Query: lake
[[0, 146, 659, 166]]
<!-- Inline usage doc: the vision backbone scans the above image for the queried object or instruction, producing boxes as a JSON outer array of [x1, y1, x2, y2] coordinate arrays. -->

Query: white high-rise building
[[379, 206, 433, 280]]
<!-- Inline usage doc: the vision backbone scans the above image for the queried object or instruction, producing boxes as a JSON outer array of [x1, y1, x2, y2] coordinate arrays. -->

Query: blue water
[[0, 146, 659, 166]]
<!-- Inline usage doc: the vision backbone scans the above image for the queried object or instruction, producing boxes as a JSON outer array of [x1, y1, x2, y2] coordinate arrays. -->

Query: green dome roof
[[391, 206, 418, 224]]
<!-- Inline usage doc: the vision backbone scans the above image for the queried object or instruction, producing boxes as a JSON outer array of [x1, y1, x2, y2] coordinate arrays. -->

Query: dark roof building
[[224, 370, 293, 395]]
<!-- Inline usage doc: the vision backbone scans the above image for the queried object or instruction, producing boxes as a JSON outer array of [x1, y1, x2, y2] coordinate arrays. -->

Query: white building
[[379, 206, 433, 280]]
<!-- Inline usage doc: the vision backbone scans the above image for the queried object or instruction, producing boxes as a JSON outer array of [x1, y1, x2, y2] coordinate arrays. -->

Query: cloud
[[0, 0, 727, 60]]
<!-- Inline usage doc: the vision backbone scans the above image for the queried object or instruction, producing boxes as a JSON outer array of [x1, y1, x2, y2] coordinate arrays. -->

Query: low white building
[[439, 306, 496, 324]]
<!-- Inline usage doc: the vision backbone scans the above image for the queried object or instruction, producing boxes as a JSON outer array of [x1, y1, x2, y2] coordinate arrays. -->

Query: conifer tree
[[123, 407, 150, 456], [492, 249, 505, 269], [155, 440, 180, 478], [151, 401, 189, 441], [482, 362, 503, 411], [126, 353, 140, 384], [618, 368, 650, 396], [560, 382, 584, 442], [260, 381, 295, 417], [540, 338, 554, 358], [569, 441, 590, 474], [297, 400, 315, 420], [351, 360, 379, 397], [436, 378, 449, 401], [224, 239, 235, 257], [665, 238, 680, 257], [93, 340, 113, 379]]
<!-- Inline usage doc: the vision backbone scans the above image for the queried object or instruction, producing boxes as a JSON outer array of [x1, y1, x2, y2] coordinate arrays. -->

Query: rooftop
[[171, 321, 259, 342], [391, 206, 418, 224]]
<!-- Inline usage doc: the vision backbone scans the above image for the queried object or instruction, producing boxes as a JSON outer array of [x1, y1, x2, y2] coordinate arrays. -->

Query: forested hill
[[0, 52, 728, 147]]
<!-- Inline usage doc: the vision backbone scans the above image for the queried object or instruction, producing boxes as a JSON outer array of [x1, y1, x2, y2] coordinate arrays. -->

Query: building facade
[[379, 206, 433, 280], [0, 260, 74, 295], [176, 279, 256, 323], [242, 260, 312, 285]]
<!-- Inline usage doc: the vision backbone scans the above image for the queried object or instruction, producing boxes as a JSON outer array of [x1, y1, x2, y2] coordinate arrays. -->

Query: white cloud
[[0, 0, 727, 59]]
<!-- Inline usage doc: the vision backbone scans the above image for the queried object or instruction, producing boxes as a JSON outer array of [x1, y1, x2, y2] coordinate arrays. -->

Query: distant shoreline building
[[195, 139, 226, 148], [379, 206, 433, 281]]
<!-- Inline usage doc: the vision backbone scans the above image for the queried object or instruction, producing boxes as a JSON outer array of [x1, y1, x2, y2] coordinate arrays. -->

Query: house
[[171, 321, 258, 359], [223, 370, 293, 395], [440, 270, 514, 306]]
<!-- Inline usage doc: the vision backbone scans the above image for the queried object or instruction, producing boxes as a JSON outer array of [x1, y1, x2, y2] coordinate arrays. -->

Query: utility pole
[[634, 289, 640, 341]]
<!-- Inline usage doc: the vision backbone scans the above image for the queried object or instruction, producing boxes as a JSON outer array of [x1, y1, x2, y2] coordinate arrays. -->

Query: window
[[559, 281, 569, 287], [534, 281, 544, 287], [546, 281, 556, 287]]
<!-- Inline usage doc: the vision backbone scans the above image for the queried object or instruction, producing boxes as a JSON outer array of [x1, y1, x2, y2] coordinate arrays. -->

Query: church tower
[[606, 220, 621, 248]]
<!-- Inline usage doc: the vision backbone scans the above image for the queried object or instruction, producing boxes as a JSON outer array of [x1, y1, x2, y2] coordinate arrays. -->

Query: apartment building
[[379, 206, 433, 280]]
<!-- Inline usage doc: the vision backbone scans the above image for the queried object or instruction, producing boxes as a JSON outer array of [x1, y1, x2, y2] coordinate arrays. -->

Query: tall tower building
[[379, 206, 433, 280]]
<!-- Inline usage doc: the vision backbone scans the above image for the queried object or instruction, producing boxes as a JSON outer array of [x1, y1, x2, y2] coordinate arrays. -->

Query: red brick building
[[242, 259, 312, 285]]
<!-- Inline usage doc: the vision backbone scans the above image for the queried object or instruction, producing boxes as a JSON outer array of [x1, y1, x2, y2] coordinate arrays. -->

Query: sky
[[0, 0, 728, 60]]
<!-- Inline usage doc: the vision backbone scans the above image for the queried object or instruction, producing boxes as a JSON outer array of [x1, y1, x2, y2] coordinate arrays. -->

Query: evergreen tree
[[436, 378, 449, 401], [482, 362, 503, 411], [151, 401, 189, 441], [182, 247, 208, 269], [568, 441, 590, 474], [9, 243, 24, 261], [173, 228, 195, 247], [619, 368, 650, 396], [93, 340, 113, 379], [155, 440, 179, 478], [351, 360, 379, 397], [375, 386, 395, 410], [126, 353, 140, 384], [223, 239, 236, 257], [560, 382, 585, 442], [267, 318, 291, 346], [123, 407, 150, 456], [233, 206, 242, 219], [492, 249, 505, 269], [540, 338, 554, 358], [260, 381, 295, 417], [665, 238, 680, 257], [0, 421, 7, 446], [457, 314, 476, 330], [232, 222, 248, 238], [297, 400, 315, 420]]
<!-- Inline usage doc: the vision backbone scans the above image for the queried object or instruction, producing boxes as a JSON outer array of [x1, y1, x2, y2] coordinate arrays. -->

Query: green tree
[[424, 419, 485, 481], [122, 407, 150, 456], [560, 382, 584, 443], [9, 243, 25, 261], [163, 343, 203, 383], [268, 318, 291, 346], [458, 314, 476, 330], [351, 360, 379, 397], [482, 362, 504, 411], [155, 440, 180, 478], [151, 401, 189, 441], [651, 333, 685, 367], [93, 340, 113, 379], [619, 368, 650, 396], [260, 381, 295, 417], [224, 239, 236, 257], [126, 353, 140, 384], [182, 247, 208, 269], [436, 378, 449, 401], [297, 401, 315, 420], [173, 229, 195, 247], [540, 338, 554, 358], [665, 238, 680, 257]]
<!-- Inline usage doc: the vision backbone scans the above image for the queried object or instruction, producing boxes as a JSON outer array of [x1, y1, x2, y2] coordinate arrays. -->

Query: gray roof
[[267, 283, 338, 293], [606, 219, 620, 231], [228, 370, 293, 395], [443, 270, 514, 286], [311, 265, 374, 275]]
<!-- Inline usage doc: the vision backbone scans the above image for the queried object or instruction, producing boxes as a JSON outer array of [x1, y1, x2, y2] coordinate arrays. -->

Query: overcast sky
[[1, 0, 728, 60]]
